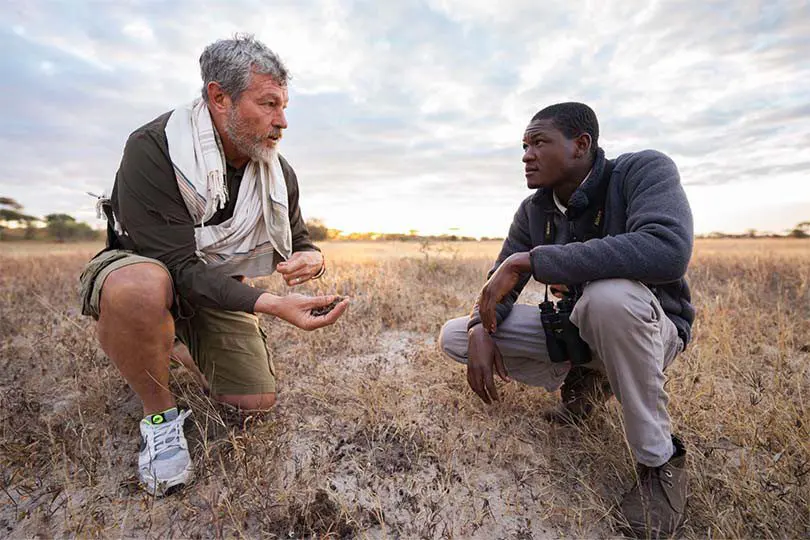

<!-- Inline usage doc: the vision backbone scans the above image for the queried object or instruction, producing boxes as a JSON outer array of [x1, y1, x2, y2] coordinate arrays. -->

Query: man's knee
[[100, 263, 173, 317], [575, 279, 652, 325], [439, 317, 469, 362], [214, 392, 277, 411]]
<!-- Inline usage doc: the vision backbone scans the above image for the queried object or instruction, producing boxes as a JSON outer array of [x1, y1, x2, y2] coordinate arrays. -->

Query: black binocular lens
[[539, 294, 592, 365], [539, 300, 567, 363]]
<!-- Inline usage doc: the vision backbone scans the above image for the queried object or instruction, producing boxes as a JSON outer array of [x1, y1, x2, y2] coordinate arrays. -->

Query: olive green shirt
[[107, 111, 319, 313]]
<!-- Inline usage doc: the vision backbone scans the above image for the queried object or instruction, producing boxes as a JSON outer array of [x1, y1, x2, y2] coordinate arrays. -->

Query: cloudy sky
[[2, 0, 809, 237]]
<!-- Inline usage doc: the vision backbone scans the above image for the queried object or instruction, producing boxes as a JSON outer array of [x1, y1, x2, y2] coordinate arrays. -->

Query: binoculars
[[539, 292, 592, 365]]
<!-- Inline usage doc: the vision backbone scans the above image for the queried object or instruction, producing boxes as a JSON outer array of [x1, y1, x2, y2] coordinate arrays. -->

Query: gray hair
[[199, 34, 289, 103]]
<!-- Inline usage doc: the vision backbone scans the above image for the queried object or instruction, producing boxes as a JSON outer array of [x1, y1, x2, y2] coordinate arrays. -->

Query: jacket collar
[[532, 147, 609, 221]]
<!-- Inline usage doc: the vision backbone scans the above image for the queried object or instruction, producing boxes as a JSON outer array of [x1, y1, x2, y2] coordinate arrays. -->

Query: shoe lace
[[638, 463, 675, 491], [148, 410, 192, 456], [659, 465, 675, 488]]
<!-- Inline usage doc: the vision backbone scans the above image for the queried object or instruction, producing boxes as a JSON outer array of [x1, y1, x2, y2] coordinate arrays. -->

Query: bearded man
[[79, 35, 348, 496]]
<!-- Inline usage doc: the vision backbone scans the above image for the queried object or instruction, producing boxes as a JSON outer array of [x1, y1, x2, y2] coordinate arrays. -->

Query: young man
[[439, 102, 694, 537], [79, 35, 349, 496]]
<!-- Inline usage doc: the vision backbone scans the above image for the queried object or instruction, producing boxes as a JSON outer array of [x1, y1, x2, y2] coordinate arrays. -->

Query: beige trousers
[[439, 279, 683, 467]]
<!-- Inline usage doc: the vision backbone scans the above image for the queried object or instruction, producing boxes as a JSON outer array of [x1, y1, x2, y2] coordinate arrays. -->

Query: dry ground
[[1, 239, 808, 538]]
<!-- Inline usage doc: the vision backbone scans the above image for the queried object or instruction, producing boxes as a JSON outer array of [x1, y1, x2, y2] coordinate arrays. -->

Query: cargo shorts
[[79, 249, 276, 396]]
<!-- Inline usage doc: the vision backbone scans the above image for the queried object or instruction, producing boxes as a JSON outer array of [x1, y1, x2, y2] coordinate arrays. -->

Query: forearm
[[529, 229, 691, 285], [293, 237, 320, 253], [172, 263, 264, 312]]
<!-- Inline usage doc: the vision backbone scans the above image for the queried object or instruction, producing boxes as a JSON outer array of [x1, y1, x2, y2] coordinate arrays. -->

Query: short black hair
[[532, 102, 599, 151]]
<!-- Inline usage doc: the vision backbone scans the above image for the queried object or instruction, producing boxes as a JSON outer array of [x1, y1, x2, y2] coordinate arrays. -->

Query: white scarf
[[164, 99, 292, 277]]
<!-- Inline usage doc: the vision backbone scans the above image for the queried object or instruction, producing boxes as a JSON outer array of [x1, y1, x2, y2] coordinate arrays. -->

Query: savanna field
[[1, 239, 808, 538]]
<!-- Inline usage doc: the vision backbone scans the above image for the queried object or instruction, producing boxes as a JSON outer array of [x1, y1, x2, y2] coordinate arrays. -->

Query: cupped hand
[[268, 294, 349, 330]]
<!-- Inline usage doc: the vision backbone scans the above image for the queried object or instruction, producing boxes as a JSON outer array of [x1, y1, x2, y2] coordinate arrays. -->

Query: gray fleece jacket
[[469, 147, 695, 346]]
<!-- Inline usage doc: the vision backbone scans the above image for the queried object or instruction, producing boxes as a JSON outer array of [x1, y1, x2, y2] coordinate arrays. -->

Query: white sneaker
[[138, 409, 194, 496]]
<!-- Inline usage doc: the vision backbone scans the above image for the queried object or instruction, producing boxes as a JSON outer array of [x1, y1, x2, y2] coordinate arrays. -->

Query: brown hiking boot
[[544, 366, 613, 424], [620, 436, 688, 538]]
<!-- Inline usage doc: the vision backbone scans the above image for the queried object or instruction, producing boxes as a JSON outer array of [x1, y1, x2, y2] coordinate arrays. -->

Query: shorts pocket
[[258, 324, 276, 377]]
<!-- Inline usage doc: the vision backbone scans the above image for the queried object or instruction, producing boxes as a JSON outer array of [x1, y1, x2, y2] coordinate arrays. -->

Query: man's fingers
[[309, 294, 343, 308], [466, 367, 490, 404], [479, 289, 497, 334], [493, 346, 511, 383], [478, 374, 492, 404], [277, 258, 306, 275], [305, 298, 350, 329], [478, 290, 490, 325], [466, 366, 476, 393], [319, 299, 349, 324], [465, 367, 480, 400], [484, 369, 499, 402], [285, 270, 312, 285]]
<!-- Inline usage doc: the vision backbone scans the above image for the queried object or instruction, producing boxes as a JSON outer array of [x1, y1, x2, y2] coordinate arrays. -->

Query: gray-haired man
[[80, 35, 348, 495]]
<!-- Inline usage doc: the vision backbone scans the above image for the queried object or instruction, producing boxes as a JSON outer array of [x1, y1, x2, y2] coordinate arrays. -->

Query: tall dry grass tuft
[[0, 240, 808, 538]]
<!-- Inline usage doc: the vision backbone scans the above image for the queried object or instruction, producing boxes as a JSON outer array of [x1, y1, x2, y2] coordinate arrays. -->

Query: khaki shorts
[[79, 249, 276, 396]]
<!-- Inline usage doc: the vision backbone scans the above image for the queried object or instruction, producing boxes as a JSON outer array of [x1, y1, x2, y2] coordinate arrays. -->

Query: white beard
[[225, 109, 279, 165]]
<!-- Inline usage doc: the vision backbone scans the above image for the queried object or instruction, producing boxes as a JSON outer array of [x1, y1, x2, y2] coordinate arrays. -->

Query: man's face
[[521, 118, 578, 190], [225, 72, 289, 163]]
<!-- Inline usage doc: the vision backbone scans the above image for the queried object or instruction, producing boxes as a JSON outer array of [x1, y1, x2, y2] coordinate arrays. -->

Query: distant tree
[[45, 214, 77, 242], [0, 197, 22, 210], [788, 221, 810, 238], [44, 213, 97, 242], [0, 196, 38, 223], [24, 222, 37, 240], [0, 197, 39, 240], [305, 218, 329, 242], [0, 208, 39, 222]]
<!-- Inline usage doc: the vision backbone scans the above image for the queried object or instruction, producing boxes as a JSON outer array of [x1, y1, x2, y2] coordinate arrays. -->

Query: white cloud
[[0, 0, 808, 237], [122, 20, 155, 42], [38, 60, 54, 75]]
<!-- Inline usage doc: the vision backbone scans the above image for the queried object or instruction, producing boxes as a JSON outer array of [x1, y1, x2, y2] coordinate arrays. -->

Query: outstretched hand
[[255, 293, 349, 330]]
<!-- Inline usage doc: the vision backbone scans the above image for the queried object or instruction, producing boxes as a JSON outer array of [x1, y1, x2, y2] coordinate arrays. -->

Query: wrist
[[254, 292, 281, 316], [506, 252, 532, 274], [468, 324, 489, 340], [312, 257, 326, 279]]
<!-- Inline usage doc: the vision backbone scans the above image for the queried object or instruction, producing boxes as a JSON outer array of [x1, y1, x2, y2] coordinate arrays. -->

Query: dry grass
[[1, 239, 808, 538]]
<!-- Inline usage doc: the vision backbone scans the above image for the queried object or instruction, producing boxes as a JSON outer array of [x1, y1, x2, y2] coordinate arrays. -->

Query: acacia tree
[[44, 213, 97, 242], [0, 197, 39, 240], [305, 218, 329, 241], [45, 213, 77, 242], [788, 221, 810, 238]]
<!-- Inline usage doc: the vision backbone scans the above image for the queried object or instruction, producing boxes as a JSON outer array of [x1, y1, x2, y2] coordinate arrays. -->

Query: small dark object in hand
[[310, 297, 344, 317]]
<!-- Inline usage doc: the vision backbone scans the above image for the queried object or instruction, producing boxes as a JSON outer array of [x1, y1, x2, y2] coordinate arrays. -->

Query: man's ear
[[206, 81, 231, 113], [574, 133, 592, 159]]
